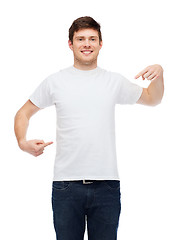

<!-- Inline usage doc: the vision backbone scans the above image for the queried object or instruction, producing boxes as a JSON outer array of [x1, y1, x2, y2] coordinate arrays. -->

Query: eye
[[91, 38, 96, 41]]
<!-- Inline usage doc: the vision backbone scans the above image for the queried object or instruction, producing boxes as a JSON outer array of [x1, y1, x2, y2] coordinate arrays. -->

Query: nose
[[83, 39, 91, 47]]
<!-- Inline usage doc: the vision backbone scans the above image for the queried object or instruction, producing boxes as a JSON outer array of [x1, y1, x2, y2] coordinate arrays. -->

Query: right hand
[[19, 139, 53, 157]]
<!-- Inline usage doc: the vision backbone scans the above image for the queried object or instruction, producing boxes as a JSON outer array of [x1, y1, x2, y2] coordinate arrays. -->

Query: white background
[[1, 0, 177, 239]]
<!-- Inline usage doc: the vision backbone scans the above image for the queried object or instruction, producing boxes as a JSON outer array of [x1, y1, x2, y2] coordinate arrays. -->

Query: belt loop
[[83, 180, 93, 184]]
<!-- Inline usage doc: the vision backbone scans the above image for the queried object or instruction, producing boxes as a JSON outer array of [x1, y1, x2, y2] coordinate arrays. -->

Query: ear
[[68, 40, 73, 51], [99, 41, 103, 50]]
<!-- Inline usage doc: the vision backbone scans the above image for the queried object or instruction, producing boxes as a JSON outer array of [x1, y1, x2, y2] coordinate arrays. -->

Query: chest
[[52, 80, 116, 116]]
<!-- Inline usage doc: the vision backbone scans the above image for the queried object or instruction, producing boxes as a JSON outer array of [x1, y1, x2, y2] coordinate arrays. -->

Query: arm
[[135, 64, 164, 106], [14, 100, 53, 157]]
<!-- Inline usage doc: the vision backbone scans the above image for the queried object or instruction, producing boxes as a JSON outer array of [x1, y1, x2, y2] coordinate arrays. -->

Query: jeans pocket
[[52, 181, 71, 191], [103, 180, 120, 190]]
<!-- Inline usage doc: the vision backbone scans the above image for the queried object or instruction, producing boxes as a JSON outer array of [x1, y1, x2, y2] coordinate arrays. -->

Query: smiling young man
[[14, 16, 164, 240]]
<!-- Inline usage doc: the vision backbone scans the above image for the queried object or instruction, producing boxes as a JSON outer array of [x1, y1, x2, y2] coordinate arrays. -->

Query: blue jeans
[[51, 180, 121, 240]]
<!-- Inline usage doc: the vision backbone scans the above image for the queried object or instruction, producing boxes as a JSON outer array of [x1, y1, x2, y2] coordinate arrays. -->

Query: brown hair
[[69, 16, 102, 44]]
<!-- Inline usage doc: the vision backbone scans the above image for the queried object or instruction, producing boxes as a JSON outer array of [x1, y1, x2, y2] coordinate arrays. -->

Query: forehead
[[74, 28, 99, 38]]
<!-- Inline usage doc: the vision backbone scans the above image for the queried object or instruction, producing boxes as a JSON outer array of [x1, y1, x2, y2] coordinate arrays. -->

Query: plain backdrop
[[1, 0, 178, 239]]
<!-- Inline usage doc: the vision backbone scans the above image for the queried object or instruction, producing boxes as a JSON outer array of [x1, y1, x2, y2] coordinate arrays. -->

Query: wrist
[[18, 138, 27, 150]]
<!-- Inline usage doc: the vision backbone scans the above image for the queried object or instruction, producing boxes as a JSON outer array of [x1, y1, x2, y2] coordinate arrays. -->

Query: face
[[68, 28, 103, 70]]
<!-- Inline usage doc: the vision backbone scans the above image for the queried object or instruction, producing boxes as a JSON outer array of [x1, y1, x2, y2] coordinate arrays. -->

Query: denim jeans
[[51, 180, 121, 240]]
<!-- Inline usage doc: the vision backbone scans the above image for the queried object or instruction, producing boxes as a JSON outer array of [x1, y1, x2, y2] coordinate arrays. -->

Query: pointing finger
[[43, 141, 53, 147], [135, 67, 149, 79]]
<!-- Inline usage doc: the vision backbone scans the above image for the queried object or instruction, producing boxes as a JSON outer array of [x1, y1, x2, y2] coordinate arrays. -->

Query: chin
[[75, 56, 97, 66], [82, 58, 97, 65]]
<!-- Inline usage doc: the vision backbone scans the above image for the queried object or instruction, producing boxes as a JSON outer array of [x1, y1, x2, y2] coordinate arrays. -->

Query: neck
[[73, 60, 97, 71]]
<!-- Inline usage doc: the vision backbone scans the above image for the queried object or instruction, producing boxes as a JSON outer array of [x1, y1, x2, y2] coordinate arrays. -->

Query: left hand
[[134, 64, 163, 81]]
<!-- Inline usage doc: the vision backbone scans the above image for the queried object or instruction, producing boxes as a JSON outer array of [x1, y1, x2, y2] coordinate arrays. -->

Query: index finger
[[134, 66, 149, 79], [44, 141, 53, 147]]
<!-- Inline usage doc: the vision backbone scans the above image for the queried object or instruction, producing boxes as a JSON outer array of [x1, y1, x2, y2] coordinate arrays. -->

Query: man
[[14, 16, 164, 240]]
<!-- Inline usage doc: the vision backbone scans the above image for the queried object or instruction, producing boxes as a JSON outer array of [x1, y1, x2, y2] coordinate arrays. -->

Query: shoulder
[[104, 68, 126, 79], [44, 67, 68, 86], [102, 69, 128, 87], [98, 67, 124, 79]]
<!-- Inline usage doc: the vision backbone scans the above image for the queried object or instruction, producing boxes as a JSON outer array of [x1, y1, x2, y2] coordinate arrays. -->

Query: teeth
[[82, 51, 92, 53]]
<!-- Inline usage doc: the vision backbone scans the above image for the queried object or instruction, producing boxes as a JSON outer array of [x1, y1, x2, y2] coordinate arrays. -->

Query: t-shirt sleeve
[[114, 73, 143, 104], [29, 77, 54, 109]]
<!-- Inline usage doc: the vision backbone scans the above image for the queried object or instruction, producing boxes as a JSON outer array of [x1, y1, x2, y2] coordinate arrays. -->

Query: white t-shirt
[[29, 65, 143, 181]]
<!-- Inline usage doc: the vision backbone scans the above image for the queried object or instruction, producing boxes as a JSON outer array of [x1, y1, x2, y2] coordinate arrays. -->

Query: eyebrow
[[75, 36, 98, 39]]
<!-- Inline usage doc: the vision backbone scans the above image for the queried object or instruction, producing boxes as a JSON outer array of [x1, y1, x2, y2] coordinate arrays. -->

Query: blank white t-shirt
[[29, 65, 143, 181]]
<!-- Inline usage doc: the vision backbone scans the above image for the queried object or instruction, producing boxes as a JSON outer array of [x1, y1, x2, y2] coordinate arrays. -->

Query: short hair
[[69, 16, 102, 44]]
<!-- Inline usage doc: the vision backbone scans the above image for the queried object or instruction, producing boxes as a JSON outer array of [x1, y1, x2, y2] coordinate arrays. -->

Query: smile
[[81, 50, 93, 55]]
